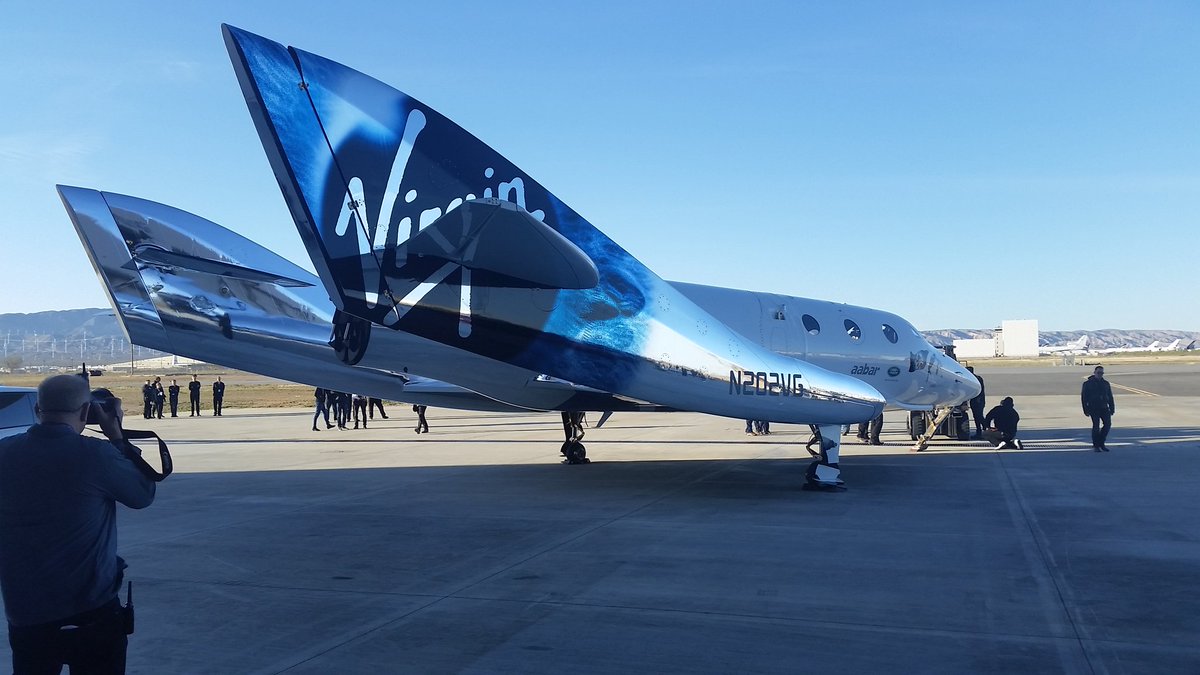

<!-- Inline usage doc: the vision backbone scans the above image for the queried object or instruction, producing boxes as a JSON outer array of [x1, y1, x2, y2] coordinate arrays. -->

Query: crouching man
[[0, 375, 157, 674], [983, 396, 1023, 450]]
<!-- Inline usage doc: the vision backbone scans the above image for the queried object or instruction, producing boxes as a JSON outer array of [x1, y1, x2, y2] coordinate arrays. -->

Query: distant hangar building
[[953, 319, 1040, 359]]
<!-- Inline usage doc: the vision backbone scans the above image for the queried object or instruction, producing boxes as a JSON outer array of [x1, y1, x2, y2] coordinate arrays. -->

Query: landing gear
[[911, 407, 953, 451], [560, 411, 589, 464], [802, 424, 847, 491]]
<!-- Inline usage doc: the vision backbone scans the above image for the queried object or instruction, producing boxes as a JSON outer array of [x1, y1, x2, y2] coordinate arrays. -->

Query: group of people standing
[[141, 374, 225, 419], [312, 388, 394, 431]]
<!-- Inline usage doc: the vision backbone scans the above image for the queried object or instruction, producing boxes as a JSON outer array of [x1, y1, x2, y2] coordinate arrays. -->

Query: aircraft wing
[[58, 185, 669, 413], [224, 25, 884, 426]]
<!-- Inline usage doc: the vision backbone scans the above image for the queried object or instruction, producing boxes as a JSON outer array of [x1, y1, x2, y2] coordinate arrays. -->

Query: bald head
[[37, 375, 91, 427]]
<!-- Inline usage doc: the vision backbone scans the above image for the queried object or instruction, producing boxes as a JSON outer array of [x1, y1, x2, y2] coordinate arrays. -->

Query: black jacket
[[1081, 376, 1114, 416], [984, 403, 1020, 439]]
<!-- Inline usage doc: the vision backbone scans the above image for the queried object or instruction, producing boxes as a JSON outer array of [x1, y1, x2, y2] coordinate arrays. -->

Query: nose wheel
[[560, 411, 590, 464], [560, 440, 589, 464]]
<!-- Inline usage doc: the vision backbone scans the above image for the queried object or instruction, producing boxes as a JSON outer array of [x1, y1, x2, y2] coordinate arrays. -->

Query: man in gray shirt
[[0, 375, 156, 674]]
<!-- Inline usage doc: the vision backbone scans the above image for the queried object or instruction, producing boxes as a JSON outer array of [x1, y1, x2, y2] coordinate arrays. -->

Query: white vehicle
[[0, 387, 37, 440]]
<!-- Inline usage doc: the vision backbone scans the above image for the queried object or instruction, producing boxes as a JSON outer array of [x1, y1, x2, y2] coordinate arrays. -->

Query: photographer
[[0, 375, 157, 674]]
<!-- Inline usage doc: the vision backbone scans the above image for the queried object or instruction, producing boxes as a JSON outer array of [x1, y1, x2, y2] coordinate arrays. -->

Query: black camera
[[86, 388, 121, 427]]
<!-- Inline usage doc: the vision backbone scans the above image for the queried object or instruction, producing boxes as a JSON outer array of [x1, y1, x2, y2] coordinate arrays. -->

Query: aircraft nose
[[947, 361, 981, 403]]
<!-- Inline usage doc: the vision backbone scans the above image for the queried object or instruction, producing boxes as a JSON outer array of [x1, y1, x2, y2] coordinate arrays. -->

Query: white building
[[952, 319, 1040, 358]]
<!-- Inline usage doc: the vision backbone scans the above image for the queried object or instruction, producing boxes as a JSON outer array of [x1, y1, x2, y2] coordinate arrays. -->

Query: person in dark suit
[[152, 377, 165, 419], [141, 379, 154, 419], [188, 375, 201, 416], [1081, 365, 1115, 452], [168, 379, 180, 417], [966, 366, 986, 440], [212, 377, 226, 416]]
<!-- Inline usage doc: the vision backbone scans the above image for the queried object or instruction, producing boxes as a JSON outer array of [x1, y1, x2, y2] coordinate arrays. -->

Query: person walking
[[312, 387, 332, 431], [211, 377, 226, 417], [0, 375, 157, 674], [966, 366, 986, 440], [413, 405, 429, 434], [188, 375, 201, 417], [368, 397, 388, 420], [1081, 365, 1115, 452], [167, 379, 180, 417]]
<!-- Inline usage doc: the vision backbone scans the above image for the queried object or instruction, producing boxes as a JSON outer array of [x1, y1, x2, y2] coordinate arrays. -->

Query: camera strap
[[116, 429, 173, 481]]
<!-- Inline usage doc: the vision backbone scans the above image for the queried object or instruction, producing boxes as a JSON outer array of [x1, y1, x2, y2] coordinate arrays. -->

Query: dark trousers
[[414, 405, 428, 432], [1090, 413, 1112, 448], [153, 398, 163, 419], [142, 400, 152, 419], [213, 397, 223, 416], [8, 598, 127, 675], [169, 395, 178, 417], [970, 403, 985, 433], [353, 400, 368, 427], [369, 398, 387, 419], [313, 400, 330, 428], [190, 395, 200, 416], [858, 414, 882, 441]]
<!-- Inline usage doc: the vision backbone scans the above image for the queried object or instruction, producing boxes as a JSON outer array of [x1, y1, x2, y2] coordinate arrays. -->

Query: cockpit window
[[802, 314, 820, 335], [882, 323, 898, 344], [844, 319, 861, 341]]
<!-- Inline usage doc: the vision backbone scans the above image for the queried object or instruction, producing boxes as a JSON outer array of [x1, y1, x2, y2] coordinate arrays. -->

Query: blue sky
[[2, 2, 1196, 330]]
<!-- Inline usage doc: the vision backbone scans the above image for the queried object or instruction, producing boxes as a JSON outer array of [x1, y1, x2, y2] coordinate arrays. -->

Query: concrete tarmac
[[3, 365, 1199, 673]]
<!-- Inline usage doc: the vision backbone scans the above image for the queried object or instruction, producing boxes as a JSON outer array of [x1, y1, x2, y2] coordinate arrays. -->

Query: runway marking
[[1109, 382, 1160, 397]]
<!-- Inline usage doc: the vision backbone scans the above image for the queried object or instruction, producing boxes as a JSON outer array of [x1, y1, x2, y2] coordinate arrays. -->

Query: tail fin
[[222, 25, 884, 423]]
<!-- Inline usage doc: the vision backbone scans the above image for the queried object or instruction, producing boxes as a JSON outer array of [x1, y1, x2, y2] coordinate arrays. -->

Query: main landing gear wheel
[[560, 441, 589, 464]]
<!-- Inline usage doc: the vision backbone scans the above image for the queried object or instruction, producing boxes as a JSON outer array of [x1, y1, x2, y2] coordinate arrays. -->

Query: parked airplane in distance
[[58, 25, 980, 490], [1089, 339, 1183, 355], [1038, 335, 1089, 355]]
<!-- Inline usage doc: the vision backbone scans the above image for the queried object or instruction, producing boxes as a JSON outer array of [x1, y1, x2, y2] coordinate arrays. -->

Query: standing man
[[212, 377, 226, 417], [167, 379, 180, 418], [966, 366, 986, 440], [368, 397, 388, 420], [1081, 365, 1115, 452], [188, 375, 201, 417], [352, 394, 368, 429], [0, 375, 157, 674], [140, 379, 154, 420], [152, 377, 165, 420]]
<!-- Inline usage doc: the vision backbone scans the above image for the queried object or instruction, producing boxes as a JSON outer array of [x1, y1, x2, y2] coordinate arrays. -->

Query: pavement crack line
[[995, 449, 1104, 675], [261, 455, 770, 673]]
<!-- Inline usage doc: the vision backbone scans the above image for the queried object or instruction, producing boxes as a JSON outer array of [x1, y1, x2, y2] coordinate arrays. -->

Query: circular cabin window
[[844, 319, 861, 341], [802, 314, 820, 335]]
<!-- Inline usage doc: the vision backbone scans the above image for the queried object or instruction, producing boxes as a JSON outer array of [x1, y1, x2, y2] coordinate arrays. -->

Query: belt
[[11, 597, 120, 632]]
